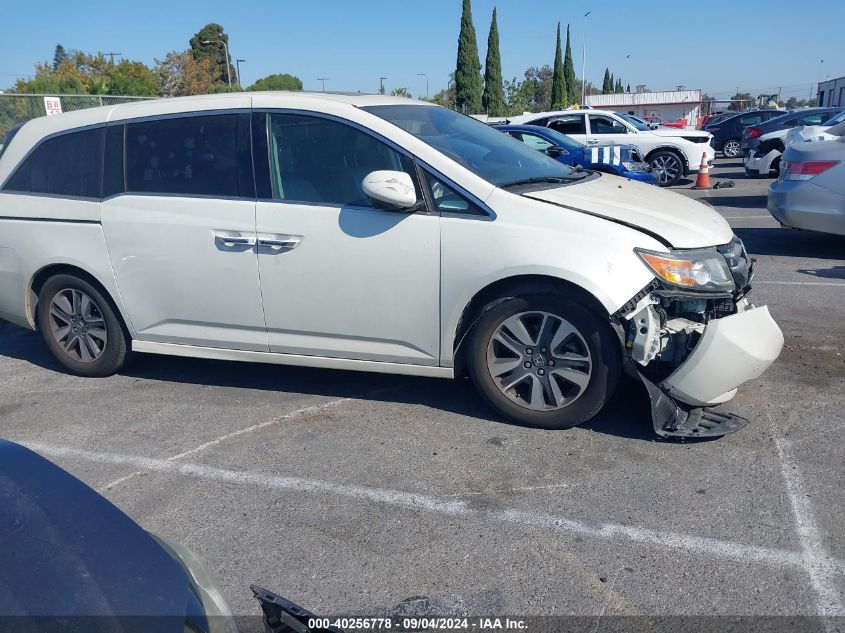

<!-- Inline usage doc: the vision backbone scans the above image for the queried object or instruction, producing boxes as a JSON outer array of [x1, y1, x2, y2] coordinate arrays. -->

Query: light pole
[[581, 11, 591, 106], [417, 73, 429, 99], [202, 39, 232, 89], [235, 59, 246, 88], [623, 54, 630, 92], [317, 77, 330, 92], [379, 76, 387, 95]]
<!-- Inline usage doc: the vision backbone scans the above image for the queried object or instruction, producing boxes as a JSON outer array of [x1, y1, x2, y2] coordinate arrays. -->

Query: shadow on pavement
[[796, 265, 845, 280], [735, 227, 845, 259], [0, 325, 662, 440], [702, 195, 768, 209]]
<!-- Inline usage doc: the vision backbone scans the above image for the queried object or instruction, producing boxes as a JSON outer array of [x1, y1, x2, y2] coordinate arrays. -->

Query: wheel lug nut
[[523, 361, 531, 369], [538, 368, 545, 376], [548, 359, 555, 366], [540, 347, 547, 353], [525, 348, 533, 354]]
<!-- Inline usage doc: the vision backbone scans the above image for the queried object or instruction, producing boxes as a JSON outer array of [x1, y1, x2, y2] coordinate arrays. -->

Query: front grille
[[718, 237, 752, 291]]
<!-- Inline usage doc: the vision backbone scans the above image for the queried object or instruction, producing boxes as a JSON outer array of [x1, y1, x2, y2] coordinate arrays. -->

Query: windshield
[[619, 114, 650, 131], [822, 110, 845, 126], [363, 105, 575, 186]]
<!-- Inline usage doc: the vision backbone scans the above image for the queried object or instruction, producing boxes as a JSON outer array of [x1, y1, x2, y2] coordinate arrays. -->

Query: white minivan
[[0, 93, 783, 438]]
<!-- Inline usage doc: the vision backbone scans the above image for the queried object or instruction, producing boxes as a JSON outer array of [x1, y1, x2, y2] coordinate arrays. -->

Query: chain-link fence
[[0, 94, 154, 140]]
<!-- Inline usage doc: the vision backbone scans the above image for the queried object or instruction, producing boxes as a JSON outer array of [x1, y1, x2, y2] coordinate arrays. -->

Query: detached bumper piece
[[252, 584, 343, 633], [640, 373, 748, 439]]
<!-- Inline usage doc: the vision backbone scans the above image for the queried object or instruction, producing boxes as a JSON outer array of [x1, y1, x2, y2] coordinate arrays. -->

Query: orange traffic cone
[[692, 153, 712, 189]]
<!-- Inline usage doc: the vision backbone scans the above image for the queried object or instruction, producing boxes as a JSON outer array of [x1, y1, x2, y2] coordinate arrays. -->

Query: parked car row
[[508, 108, 714, 186], [703, 109, 784, 157]]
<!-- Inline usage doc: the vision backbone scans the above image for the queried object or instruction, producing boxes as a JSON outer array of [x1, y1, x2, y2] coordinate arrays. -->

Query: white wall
[[591, 103, 701, 128]]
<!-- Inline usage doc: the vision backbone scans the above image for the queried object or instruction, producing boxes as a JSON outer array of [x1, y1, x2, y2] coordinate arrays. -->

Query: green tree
[[615, 77, 623, 93], [156, 50, 218, 97], [455, 0, 483, 113], [728, 91, 754, 111], [390, 87, 412, 98], [609, 72, 615, 94], [53, 44, 67, 70], [550, 23, 567, 109], [601, 68, 612, 94], [107, 60, 161, 96], [563, 24, 577, 104], [524, 65, 553, 111], [785, 96, 799, 109], [430, 73, 456, 107], [626, 83, 631, 93], [482, 7, 505, 116], [247, 73, 303, 91], [189, 23, 235, 88]]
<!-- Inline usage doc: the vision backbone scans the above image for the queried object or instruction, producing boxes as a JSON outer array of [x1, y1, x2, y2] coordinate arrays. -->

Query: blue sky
[[2, 0, 842, 100]]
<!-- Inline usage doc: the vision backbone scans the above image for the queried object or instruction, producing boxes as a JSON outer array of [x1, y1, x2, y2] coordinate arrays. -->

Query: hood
[[650, 128, 710, 139], [785, 122, 844, 145], [522, 175, 733, 249], [0, 440, 190, 626]]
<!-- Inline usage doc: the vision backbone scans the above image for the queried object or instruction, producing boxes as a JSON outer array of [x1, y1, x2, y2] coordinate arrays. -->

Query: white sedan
[[509, 109, 714, 186]]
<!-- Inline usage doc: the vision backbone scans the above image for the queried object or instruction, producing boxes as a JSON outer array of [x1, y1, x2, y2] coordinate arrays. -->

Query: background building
[[817, 76, 845, 107], [586, 88, 703, 128]]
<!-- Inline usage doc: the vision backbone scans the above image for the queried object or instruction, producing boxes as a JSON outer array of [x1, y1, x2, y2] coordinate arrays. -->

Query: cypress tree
[[609, 72, 615, 94], [626, 83, 631, 93], [602, 68, 611, 94], [563, 24, 577, 105], [482, 7, 506, 116], [550, 23, 567, 108], [455, 0, 483, 113], [615, 78, 623, 93]]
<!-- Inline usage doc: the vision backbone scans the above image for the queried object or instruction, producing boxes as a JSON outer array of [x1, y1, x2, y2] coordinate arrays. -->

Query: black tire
[[466, 294, 621, 430], [36, 274, 130, 377], [721, 138, 741, 158], [648, 150, 685, 187]]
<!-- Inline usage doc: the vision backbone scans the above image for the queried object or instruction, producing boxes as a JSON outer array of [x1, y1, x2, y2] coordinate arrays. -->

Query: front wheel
[[722, 139, 741, 158], [466, 295, 621, 429], [36, 274, 130, 377], [648, 151, 684, 187]]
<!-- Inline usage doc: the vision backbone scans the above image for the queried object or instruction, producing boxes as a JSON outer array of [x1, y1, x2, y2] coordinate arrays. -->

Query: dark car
[[0, 439, 334, 633], [704, 109, 783, 157], [494, 124, 659, 184], [740, 107, 844, 156]]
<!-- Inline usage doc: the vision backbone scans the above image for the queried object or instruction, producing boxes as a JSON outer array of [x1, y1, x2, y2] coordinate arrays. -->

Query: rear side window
[[547, 115, 586, 135], [3, 127, 104, 198], [125, 113, 253, 197]]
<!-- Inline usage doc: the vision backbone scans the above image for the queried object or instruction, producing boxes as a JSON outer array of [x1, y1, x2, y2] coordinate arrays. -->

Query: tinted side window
[[267, 113, 415, 206], [519, 133, 554, 151], [125, 113, 252, 197], [4, 127, 104, 198], [589, 115, 627, 134], [798, 113, 827, 126], [548, 116, 586, 135], [423, 171, 484, 215]]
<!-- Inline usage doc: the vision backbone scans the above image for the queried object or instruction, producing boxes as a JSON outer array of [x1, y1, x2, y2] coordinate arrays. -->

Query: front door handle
[[215, 234, 256, 247], [257, 237, 302, 250], [587, 139, 599, 144]]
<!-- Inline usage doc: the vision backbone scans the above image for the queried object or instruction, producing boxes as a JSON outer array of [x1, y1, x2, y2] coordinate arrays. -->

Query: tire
[[36, 274, 130, 377], [722, 138, 741, 158], [466, 294, 621, 430], [648, 150, 684, 187]]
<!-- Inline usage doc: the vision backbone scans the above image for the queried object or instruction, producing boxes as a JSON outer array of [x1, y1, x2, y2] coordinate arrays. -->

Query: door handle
[[587, 139, 599, 144], [257, 237, 301, 250], [215, 234, 256, 247]]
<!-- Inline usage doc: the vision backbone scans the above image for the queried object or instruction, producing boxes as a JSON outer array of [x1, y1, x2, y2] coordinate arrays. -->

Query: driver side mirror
[[546, 145, 569, 157], [362, 170, 419, 212]]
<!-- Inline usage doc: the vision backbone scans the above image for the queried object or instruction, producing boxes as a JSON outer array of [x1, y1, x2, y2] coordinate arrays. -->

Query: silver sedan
[[768, 137, 845, 236]]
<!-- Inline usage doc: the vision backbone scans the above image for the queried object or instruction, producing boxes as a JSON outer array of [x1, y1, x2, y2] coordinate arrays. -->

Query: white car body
[[0, 93, 781, 436], [745, 118, 845, 177], [508, 109, 714, 179]]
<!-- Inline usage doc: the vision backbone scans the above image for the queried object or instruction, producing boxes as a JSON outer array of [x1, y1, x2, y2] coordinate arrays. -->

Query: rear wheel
[[36, 274, 130, 377], [722, 139, 741, 158], [649, 150, 684, 187], [466, 294, 621, 429]]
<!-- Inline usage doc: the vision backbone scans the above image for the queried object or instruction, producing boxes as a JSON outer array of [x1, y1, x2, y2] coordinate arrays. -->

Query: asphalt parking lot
[[1, 158, 843, 627]]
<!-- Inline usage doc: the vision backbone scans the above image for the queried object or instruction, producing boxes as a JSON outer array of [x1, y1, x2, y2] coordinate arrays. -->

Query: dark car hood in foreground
[[0, 440, 190, 624]]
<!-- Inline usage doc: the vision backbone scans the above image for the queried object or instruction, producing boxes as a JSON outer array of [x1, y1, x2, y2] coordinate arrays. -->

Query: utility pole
[[581, 11, 591, 106], [202, 39, 232, 89], [417, 73, 429, 99], [379, 77, 387, 95], [317, 77, 330, 92], [100, 52, 122, 64], [236, 59, 246, 88]]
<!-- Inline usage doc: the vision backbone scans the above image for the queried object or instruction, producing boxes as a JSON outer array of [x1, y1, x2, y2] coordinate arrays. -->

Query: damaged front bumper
[[615, 265, 784, 438], [744, 148, 782, 178]]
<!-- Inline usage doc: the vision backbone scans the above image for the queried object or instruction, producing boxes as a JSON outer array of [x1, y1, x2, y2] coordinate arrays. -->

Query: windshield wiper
[[500, 173, 584, 189]]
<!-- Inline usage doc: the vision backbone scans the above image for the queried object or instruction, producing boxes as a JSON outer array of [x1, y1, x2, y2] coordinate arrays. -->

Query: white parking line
[[774, 436, 844, 617], [723, 215, 775, 219], [754, 281, 845, 287], [23, 441, 845, 578]]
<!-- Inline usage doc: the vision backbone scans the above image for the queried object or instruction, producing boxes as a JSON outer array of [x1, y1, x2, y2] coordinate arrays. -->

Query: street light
[[235, 59, 246, 89], [581, 11, 591, 106], [317, 77, 330, 91], [379, 76, 387, 95], [417, 73, 429, 99], [202, 39, 232, 89]]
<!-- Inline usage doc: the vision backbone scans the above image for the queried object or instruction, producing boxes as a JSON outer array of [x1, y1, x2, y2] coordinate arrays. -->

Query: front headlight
[[622, 160, 649, 172], [635, 247, 734, 292]]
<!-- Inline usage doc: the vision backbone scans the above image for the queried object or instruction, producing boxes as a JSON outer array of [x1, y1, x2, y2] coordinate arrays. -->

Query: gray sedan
[[768, 137, 845, 236]]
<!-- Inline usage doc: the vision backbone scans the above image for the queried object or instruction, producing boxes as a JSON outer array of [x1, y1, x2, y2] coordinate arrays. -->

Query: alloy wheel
[[486, 311, 592, 411], [650, 154, 681, 185], [723, 140, 740, 157], [48, 288, 108, 363]]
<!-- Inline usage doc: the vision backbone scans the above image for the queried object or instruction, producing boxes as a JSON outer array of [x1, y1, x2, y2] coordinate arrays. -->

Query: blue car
[[494, 124, 659, 184]]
